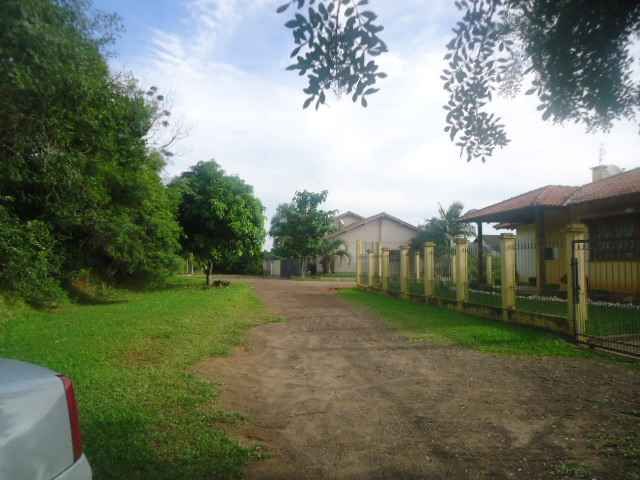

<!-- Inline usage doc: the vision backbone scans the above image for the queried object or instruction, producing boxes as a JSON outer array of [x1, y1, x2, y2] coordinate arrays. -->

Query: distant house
[[461, 165, 640, 297], [324, 211, 418, 274]]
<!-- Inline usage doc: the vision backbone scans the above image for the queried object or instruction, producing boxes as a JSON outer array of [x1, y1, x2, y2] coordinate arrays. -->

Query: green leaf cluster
[[443, 0, 640, 162], [278, 0, 387, 109]]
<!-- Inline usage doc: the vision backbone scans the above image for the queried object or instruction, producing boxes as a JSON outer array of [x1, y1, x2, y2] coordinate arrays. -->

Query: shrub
[[0, 206, 65, 307]]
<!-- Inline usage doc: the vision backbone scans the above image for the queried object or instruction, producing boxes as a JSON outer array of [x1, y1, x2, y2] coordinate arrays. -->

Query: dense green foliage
[[444, 0, 640, 161], [269, 190, 337, 275], [0, 0, 183, 303], [412, 202, 475, 252], [340, 288, 588, 357], [0, 206, 64, 306], [0, 276, 275, 479], [171, 161, 266, 285], [277, 0, 388, 109]]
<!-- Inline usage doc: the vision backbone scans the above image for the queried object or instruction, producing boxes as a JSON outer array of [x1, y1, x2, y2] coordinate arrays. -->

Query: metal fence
[[434, 246, 457, 301], [574, 238, 640, 357], [515, 238, 568, 318], [354, 236, 640, 359], [467, 243, 502, 308]]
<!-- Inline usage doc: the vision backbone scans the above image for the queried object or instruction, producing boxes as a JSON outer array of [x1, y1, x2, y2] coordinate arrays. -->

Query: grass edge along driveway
[[0, 276, 276, 480], [340, 288, 619, 359]]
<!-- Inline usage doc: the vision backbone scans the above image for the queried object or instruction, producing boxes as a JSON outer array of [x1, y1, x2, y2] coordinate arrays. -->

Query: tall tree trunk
[[300, 257, 305, 278]]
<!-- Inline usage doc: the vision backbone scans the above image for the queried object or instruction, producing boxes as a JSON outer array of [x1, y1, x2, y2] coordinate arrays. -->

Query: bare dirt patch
[[194, 279, 640, 480]]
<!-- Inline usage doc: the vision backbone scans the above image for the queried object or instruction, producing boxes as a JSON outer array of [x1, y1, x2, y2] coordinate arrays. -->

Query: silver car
[[0, 359, 92, 480]]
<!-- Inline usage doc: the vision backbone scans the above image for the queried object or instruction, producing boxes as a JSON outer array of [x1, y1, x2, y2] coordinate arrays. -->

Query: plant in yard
[[170, 160, 266, 286], [412, 202, 476, 253], [269, 190, 338, 277], [318, 238, 350, 274]]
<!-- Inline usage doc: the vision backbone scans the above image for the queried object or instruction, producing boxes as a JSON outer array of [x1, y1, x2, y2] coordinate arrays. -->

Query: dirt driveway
[[195, 279, 639, 480]]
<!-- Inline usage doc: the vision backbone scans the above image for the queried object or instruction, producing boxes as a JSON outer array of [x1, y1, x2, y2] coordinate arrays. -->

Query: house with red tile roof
[[461, 165, 640, 297]]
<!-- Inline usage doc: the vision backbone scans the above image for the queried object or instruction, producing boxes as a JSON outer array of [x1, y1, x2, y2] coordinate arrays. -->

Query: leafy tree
[[318, 238, 350, 274], [269, 190, 337, 276], [171, 161, 266, 286], [277, 0, 388, 109], [442, 0, 640, 162], [0, 0, 182, 300], [412, 202, 476, 252]]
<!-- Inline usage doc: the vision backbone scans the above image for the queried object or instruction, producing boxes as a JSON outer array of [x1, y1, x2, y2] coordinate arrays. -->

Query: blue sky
[[92, 0, 640, 239]]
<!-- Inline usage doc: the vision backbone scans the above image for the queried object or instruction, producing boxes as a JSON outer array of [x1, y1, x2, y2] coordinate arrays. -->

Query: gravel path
[[195, 278, 639, 480]]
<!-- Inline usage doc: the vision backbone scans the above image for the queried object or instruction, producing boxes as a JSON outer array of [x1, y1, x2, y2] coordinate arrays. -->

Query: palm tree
[[412, 201, 476, 252], [318, 238, 350, 274]]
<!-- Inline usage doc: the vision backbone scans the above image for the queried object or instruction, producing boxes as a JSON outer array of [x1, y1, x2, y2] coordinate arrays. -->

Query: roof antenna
[[598, 143, 606, 165]]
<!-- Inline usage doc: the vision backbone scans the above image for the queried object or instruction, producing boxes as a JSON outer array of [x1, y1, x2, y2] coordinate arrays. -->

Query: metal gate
[[572, 239, 640, 358]]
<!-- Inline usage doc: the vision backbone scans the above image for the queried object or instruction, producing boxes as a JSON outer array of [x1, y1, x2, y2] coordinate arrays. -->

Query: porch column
[[536, 207, 547, 294], [424, 242, 435, 298], [368, 251, 375, 288], [455, 236, 469, 305], [355, 240, 363, 287], [382, 248, 390, 292], [500, 233, 517, 320], [400, 245, 409, 299], [566, 224, 588, 338], [477, 222, 484, 284]]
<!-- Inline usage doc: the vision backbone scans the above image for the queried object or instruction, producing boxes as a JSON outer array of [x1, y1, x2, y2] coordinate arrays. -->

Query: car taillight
[[58, 375, 83, 462]]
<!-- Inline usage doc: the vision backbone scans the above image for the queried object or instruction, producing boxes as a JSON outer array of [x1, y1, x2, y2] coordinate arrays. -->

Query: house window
[[588, 215, 640, 261]]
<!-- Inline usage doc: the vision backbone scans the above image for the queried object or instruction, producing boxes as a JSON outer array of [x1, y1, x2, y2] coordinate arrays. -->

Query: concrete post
[[566, 224, 588, 338], [486, 254, 493, 287], [382, 248, 390, 292], [500, 234, 517, 319], [455, 236, 469, 305], [355, 240, 363, 287], [414, 250, 421, 282], [400, 245, 409, 299], [368, 251, 375, 288], [377, 243, 383, 279], [424, 243, 435, 298]]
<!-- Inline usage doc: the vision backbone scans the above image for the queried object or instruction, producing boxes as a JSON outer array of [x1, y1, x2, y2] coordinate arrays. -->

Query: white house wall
[[327, 218, 416, 273]]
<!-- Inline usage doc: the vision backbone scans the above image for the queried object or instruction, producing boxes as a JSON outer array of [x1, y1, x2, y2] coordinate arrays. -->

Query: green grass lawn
[[516, 296, 568, 318], [0, 276, 275, 480], [339, 288, 589, 357]]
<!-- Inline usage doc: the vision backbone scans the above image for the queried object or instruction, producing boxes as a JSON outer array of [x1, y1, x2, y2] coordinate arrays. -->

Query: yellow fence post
[[501, 234, 516, 320], [368, 251, 375, 288], [486, 253, 493, 287], [400, 246, 409, 299], [566, 224, 588, 338], [382, 248, 390, 292], [455, 236, 469, 305], [424, 242, 435, 298], [355, 240, 363, 287], [414, 250, 421, 282]]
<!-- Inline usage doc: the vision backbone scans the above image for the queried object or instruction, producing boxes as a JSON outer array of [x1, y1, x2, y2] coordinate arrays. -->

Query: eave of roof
[[336, 211, 364, 220], [461, 185, 578, 223], [329, 212, 418, 237]]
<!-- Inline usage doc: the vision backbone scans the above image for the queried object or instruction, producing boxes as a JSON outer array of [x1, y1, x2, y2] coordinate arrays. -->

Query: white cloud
[[119, 1, 640, 246]]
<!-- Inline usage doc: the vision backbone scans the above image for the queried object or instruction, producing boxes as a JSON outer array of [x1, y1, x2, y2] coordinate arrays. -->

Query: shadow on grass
[[84, 414, 249, 480]]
